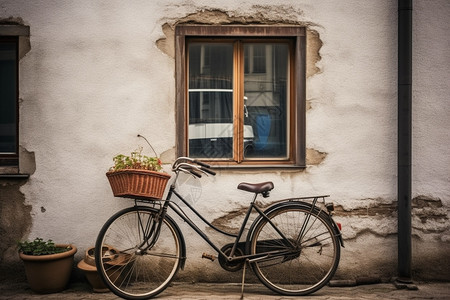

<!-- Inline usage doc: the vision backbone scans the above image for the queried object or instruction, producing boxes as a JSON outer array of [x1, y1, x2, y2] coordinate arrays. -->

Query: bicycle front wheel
[[249, 204, 340, 296], [95, 206, 182, 300]]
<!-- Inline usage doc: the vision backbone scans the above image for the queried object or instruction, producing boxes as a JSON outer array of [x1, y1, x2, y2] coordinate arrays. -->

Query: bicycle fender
[[165, 214, 187, 269], [329, 218, 345, 248]]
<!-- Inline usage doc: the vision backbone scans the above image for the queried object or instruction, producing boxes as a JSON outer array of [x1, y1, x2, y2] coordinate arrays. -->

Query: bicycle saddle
[[237, 181, 274, 195]]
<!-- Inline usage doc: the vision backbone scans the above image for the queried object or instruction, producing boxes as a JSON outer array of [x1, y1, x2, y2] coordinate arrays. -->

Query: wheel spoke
[[95, 207, 182, 299], [250, 205, 340, 296]]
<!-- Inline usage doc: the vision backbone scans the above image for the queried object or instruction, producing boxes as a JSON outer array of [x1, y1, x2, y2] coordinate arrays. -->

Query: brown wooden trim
[[233, 41, 244, 163], [175, 28, 187, 158], [200, 159, 298, 169], [287, 41, 295, 165], [296, 35, 307, 167], [176, 25, 305, 37]]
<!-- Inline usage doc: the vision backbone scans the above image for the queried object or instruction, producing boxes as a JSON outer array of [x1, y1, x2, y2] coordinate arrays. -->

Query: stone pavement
[[0, 280, 450, 300]]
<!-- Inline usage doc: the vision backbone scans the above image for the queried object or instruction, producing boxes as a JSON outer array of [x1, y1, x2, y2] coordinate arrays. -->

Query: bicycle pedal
[[201, 253, 216, 261]]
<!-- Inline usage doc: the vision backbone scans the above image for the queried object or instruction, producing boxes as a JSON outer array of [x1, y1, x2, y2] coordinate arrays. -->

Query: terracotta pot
[[77, 259, 109, 293], [19, 244, 77, 293], [77, 246, 112, 293]]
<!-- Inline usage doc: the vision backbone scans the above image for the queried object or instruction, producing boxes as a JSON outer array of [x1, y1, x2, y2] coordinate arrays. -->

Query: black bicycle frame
[[136, 180, 339, 265], [145, 184, 292, 263]]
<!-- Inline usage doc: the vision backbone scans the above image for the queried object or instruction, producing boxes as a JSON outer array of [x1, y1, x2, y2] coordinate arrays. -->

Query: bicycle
[[95, 157, 343, 299]]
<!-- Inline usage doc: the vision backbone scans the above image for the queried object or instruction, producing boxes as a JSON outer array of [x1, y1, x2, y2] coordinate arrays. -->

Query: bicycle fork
[[135, 203, 168, 254]]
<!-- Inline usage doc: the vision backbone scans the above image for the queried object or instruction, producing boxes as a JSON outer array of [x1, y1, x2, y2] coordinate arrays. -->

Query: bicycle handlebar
[[193, 159, 210, 169], [199, 166, 216, 176], [172, 157, 216, 178]]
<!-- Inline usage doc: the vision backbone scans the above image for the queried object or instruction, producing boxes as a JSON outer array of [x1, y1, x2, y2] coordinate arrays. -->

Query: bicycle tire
[[95, 206, 182, 299], [248, 204, 340, 296]]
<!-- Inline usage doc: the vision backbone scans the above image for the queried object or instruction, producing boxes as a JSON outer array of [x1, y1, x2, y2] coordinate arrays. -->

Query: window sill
[[210, 164, 306, 171], [0, 173, 30, 179], [0, 166, 29, 179]]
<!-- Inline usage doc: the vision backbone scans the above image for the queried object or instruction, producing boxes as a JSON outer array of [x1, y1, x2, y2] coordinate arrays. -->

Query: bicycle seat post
[[251, 193, 258, 204]]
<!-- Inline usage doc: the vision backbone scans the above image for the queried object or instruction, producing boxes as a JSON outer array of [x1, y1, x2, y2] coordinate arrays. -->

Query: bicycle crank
[[218, 244, 245, 272]]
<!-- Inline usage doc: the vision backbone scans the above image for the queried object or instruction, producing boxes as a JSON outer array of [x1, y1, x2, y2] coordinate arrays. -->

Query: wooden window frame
[[175, 25, 306, 168]]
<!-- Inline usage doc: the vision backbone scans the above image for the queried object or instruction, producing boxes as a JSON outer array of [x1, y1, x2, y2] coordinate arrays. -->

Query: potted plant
[[18, 237, 77, 293], [106, 145, 171, 200]]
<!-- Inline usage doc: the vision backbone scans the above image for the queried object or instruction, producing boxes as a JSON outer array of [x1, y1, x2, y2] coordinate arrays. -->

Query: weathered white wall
[[1, 0, 448, 281]]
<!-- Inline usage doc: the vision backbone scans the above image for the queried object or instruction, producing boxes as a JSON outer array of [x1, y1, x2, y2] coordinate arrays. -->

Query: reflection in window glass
[[244, 44, 289, 159], [188, 43, 234, 158], [187, 41, 291, 161]]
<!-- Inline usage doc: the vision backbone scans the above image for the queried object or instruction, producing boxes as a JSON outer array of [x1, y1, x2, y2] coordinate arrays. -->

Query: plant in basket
[[106, 137, 171, 200], [110, 148, 162, 172]]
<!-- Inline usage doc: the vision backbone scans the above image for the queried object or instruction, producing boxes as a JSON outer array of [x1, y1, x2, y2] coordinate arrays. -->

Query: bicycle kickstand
[[241, 259, 249, 299]]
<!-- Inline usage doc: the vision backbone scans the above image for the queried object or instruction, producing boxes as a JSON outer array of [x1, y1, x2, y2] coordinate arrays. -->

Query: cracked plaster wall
[[0, 17, 34, 279], [0, 0, 448, 282]]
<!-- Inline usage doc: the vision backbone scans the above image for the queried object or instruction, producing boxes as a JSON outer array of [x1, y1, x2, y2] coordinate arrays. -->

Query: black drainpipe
[[397, 0, 413, 283]]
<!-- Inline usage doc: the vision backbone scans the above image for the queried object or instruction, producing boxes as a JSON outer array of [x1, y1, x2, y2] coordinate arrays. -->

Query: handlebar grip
[[190, 169, 202, 178], [200, 166, 216, 176], [193, 160, 210, 168]]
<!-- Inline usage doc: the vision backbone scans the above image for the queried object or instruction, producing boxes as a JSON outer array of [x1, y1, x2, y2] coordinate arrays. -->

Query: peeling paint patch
[[306, 29, 322, 78], [156, 23, 175, 58], [334, 201, 397, 218], [306, 148, 327, 165], [156, 8, 323, 77], [0, 180, 32, 264], [211, 195, 448, 241], [19, 146, 36, 175], [211, 207, 248, 232], [411, 196, 448, 234], [333, 196, 449, 239], [413, 195, 445, 223]]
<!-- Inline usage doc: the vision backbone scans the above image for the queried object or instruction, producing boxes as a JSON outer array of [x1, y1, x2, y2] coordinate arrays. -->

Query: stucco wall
[[0, 0, 449, 282]]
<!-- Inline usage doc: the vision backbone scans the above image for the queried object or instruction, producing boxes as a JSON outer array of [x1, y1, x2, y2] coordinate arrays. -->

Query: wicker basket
[[106, 169, 171, 200]]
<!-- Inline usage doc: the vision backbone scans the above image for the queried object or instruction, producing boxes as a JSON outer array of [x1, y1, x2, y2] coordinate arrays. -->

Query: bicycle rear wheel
[[95, 206, 182, 300], [249, 204, 340, 296]]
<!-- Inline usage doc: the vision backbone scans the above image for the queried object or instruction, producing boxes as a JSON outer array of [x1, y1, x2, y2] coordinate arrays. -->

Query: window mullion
[[233, 41, 244, 163]]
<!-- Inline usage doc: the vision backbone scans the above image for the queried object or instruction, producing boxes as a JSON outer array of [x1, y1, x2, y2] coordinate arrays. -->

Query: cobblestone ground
[[0, 280, 449, 300]]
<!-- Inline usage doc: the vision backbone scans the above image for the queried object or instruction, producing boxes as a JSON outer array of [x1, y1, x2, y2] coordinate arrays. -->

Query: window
[[0, 37, 18, 166], [176, 26, 306, 167]]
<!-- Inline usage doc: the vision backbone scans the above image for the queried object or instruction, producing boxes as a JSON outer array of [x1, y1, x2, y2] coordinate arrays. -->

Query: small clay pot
[[77, 246, 110, 293]]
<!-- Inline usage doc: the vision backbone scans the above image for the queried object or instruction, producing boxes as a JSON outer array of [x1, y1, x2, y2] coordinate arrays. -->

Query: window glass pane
[[188, 43, 234, 159], [252, 44, 266, 74], [243, 43, 289, 159], [0, 42, 17, 154]]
